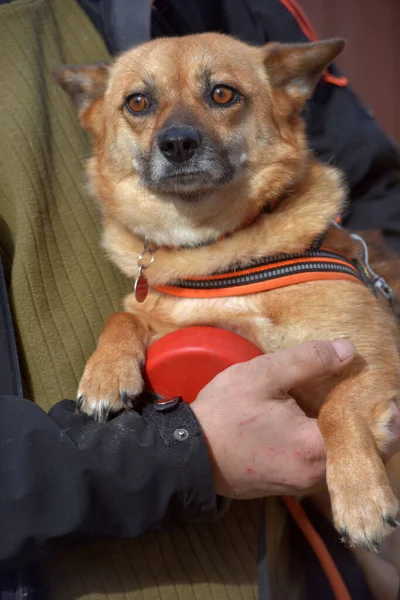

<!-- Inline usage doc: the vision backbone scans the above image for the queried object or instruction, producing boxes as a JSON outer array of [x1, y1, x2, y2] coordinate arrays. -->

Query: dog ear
[[53, 63, 109, 128], [264, 38, 345, 111]]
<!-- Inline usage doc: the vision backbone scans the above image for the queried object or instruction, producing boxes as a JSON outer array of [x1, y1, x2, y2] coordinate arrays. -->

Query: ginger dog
[[55, 33, 400, 564]]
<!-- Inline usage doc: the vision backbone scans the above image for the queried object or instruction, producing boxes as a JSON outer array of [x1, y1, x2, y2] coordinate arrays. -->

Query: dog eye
[[126, 93, 150, 114], [211, 85, 239, 106]]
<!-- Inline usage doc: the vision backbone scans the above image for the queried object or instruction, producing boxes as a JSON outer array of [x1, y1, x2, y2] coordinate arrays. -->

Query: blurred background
[[301, 0, 400, 144]]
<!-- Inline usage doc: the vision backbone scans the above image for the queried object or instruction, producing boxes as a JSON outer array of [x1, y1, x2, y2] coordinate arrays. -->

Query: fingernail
[[331, 340, 355, 361]]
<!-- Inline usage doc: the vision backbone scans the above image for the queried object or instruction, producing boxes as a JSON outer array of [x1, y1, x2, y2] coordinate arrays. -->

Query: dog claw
[[76, 395, 84, 411], [372, 541, 380, 554], [360, 540, 380, 553], [339, 529, 350, 546], [94, 403, 110, 423], [120, 391, 133, 408], [383, 515, 398, 528]]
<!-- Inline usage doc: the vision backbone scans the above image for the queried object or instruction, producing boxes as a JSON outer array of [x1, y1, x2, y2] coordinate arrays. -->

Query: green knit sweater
[[0, 0, 258, 597]]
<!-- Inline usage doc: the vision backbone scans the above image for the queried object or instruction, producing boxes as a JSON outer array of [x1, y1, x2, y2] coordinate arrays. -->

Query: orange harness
[[152, 248, 364, 298]]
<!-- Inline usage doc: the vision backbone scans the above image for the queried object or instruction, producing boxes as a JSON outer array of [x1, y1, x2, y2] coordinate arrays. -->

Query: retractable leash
[[144, 327, 351, 600]]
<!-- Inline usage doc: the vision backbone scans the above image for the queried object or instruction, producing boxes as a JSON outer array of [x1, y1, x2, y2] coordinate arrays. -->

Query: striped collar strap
[[152, 248, 364, 299]]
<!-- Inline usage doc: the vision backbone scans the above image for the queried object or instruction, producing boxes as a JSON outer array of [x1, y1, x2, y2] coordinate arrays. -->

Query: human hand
[[191, 339, 357, 499]]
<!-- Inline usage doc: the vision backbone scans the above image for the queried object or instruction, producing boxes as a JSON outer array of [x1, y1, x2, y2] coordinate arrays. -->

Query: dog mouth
[[163, 170, 209, 185], [159, 168, 236, 195], [164, 171, 207, 181], [141, 162, 239, 196], [156, 171, 217, 195]]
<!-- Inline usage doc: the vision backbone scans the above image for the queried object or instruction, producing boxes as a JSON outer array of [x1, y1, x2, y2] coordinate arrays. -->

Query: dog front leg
[[77, 311, 149, 421], [317, 375, 399, 551]]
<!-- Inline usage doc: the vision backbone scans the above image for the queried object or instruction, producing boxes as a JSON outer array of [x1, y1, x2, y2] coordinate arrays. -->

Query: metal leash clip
[[374, 275, 396, 303], [349, 232, 396, 305]]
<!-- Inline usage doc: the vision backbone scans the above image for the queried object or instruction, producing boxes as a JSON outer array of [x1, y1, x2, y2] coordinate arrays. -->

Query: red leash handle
[[144, 327, 351, 600], [144, 327, 262, 402]]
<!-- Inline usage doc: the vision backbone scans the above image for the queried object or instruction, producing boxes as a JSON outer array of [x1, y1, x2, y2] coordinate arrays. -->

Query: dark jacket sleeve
[[0, 395, 217, 573]]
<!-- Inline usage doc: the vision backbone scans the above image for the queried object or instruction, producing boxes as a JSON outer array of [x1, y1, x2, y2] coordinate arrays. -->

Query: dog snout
[[158, 126, 202, 163]]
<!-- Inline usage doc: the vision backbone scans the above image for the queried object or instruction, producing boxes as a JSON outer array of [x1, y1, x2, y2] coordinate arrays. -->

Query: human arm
[[0, 394, 215, 572], [3, 339, 398, 573], [192, 339, 400, 499]]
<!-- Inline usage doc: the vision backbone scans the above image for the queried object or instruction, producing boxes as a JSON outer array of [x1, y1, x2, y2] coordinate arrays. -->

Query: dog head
[[54, 34, 344, 247]]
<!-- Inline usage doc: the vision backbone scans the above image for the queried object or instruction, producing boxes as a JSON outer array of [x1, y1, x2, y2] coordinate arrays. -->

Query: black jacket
[[0, 258, 217, 574], [0, 396, 217, 573]]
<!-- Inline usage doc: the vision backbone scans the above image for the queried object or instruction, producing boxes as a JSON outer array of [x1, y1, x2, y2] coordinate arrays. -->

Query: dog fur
[[55, 33, 400, 597]]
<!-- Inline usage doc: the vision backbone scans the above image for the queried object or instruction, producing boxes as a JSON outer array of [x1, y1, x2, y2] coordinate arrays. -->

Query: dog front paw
[[77, 348, 144, 421], [328, 460, 399, 551]]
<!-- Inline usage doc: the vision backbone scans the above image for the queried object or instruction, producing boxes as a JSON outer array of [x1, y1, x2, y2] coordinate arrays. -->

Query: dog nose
[[158, 126, 201, 163]]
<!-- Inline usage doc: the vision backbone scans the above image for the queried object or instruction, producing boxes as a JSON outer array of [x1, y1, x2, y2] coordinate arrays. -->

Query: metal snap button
[[173, 428, 189, 441]]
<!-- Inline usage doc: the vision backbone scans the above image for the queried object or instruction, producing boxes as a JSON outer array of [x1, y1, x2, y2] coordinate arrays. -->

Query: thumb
[[253, 339, 355, 393]]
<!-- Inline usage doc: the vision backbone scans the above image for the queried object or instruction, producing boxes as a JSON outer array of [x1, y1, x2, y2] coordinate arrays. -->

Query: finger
[[251, 339, 355, 393], [276, 418, 326, 493], [295, 418, 326, 489]]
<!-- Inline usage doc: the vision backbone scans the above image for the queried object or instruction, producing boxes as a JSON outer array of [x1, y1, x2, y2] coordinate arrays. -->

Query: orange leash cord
[[278, 0, 348, 87], [282, 496, 352, 600]]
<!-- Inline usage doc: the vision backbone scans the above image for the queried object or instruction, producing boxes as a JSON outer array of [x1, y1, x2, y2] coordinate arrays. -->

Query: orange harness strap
[[153, 248, 363, 298]]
